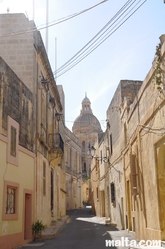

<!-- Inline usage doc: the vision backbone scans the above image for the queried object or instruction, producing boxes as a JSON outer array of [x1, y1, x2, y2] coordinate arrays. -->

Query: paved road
[[20, 208, 132, 249]]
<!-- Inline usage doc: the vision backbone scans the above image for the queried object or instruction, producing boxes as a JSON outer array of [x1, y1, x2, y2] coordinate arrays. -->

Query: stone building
[[0, 13, 66, 248], [106, 79, 142, 229], [0, 57, 35, 249], [72, 94, 102, 205], [122, 35, 165, 241], [91, 34, 165, 242], [91, 80, 142, 225], [72, 94, 102, 179], [65, 126, 82, 210], [90, 133, 105, 216]]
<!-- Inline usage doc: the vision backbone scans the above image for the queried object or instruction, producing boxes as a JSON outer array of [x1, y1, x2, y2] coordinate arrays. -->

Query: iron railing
[[48, 133, 64, 152]]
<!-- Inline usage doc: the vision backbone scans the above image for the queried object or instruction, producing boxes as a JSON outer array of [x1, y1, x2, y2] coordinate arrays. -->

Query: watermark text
[[105, 237, 161, 247]]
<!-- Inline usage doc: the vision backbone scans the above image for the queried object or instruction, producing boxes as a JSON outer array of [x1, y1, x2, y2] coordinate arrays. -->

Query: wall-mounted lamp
[[88, 146, 110, 163]]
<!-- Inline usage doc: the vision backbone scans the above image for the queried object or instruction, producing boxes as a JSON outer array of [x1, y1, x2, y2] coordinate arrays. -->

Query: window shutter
[[43, 162, 46, 196], [10, 126, 16, 157], [110, 182, 115, 203], [130, 154, 138, 195]]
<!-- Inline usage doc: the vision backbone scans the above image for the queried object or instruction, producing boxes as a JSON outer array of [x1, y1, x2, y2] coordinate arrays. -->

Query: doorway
[[126, 180, 132, 231], [101, 191, 105, 217], [24, 193, 32, 240], [157, 143, 165, 238], [51, 169, 54, 212]]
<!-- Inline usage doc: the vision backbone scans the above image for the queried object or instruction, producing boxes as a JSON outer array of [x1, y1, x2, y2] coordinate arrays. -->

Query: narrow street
[[19, 208, 134, 249]]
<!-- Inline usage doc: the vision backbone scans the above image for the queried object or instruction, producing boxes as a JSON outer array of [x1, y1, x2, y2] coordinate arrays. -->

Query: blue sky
[[0, 0, 165, 131]]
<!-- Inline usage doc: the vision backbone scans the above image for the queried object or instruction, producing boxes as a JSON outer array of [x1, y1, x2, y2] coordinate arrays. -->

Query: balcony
[[48, 133, 64, 167]]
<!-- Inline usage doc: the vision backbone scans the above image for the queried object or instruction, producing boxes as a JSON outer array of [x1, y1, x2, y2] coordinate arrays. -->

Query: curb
[[41, 215, 69, 240]]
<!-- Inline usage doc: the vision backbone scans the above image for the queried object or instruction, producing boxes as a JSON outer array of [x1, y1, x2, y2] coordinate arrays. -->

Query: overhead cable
[[54, 0, 147, 78], [0, 0, 107, 37], [54, 0, 134, 75]]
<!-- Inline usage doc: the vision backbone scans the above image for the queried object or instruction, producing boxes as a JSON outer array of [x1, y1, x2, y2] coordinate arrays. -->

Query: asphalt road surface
[[20, 208, 125, 249]]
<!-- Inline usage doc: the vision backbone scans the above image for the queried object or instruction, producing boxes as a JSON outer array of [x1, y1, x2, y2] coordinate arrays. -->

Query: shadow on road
[[19, 208, 130, 249]]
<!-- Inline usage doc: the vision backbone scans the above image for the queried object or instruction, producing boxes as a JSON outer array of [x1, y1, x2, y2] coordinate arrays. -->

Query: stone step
[[51, 220, 56, 226]]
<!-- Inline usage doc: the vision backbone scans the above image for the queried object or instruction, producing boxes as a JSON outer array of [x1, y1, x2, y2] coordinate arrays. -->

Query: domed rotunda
[[72, 94, 102, 135], [72, 93, 102, 179]]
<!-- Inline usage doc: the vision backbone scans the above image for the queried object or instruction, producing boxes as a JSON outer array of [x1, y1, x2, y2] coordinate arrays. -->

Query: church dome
[[82, 96, 90, 103], [72, 93, 102, 180], [72, 93, 102, 134]]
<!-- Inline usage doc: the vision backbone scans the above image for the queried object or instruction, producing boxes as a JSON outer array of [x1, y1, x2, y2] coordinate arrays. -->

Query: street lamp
[[89, 146, 110, 163]]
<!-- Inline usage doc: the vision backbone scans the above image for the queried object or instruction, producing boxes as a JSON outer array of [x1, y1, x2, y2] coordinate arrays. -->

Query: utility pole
[[33, 0, 35, 20], [55, 38, 57, 80], [45, 0, 49, 53]]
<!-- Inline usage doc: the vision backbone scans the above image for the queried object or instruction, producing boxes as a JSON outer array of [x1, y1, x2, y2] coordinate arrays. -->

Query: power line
[[55, 0, 134, 74], [54, 0, 147, 78], [0, 0, 107, 38], [55, 0, 147, 78]]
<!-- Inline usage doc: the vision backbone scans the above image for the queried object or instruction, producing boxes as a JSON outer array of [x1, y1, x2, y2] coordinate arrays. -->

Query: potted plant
[[32, 220, 46, 240]]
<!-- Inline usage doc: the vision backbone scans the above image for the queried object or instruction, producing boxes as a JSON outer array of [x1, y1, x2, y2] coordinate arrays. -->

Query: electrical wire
[[54, 0, 134, 74], [54, 0, 147, 78], [0, 0, 107, 38]]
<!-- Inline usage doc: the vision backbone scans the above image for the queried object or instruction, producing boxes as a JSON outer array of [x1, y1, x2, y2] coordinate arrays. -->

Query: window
[[84, 162, 86, 171], [66, 180, 69, 196], [100, 150, 102, 163], [3, 181, 19, 220], [96, 187, 99, 199], [6, 187, 15, 214], [124, 123, 127, 145], [10, 126, 16, 157], [130, 154, 138, 195], [7, 116, 19, 166], [110, 134, 113, 155], [50, 169, 54, 211], [43, 162, 46, 196], [132, 217, 136, 232], [110, 182, 115, 203]]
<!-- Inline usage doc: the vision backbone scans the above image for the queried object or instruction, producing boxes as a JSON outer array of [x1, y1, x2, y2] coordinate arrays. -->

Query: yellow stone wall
[[0, 138, 35, 237], [123, 35, 165, 240]]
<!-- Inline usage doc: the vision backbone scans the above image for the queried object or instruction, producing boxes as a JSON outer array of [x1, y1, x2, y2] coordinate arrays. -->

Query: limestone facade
[[65, 126, 82, 210], [122, 35, 165, 240], [91, 34, 165, 241], [0, 57, 35, 249], [72, 94, 103, 207], [72, 94, 102, 180], [0, 13, 66, 248], [106, 80, 142, 229]]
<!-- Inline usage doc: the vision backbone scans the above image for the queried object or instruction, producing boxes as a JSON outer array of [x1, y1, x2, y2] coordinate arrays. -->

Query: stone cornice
[[34, 31, 63, 113]]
